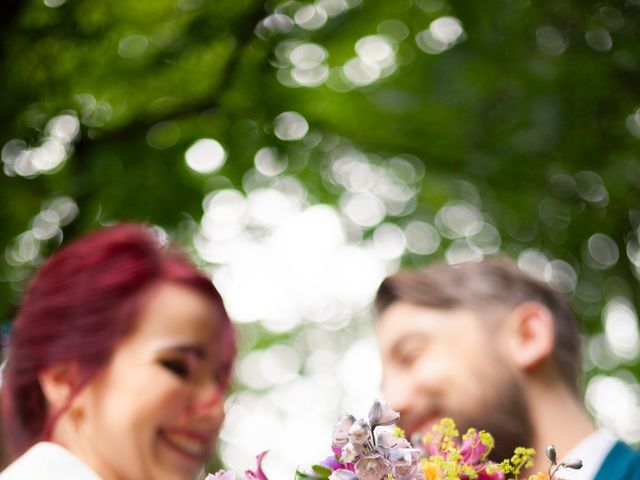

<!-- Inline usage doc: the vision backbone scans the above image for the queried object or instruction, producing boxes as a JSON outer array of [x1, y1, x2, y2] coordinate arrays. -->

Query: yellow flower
[[528, 473, 549, 480], [421, 460, 442, 480]]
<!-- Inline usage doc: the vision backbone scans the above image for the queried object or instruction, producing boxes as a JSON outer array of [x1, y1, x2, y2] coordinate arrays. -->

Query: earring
[[68, 405, 84, 431]]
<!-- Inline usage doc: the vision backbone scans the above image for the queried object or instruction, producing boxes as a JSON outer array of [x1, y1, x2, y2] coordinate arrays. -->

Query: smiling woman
[[0, 224, 236, 480]]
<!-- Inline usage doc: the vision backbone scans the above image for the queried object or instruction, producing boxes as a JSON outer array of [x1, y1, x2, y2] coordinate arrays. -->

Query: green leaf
[[311, 464, 333, 477], [295, 470, 323, 480]]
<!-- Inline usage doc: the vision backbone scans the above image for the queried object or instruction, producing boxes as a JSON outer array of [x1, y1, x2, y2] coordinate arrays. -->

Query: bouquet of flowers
[[207, 400, 582, 480]]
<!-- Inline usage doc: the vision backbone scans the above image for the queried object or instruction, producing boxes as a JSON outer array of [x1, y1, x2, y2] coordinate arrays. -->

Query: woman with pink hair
[[0, 223, 236, 480]]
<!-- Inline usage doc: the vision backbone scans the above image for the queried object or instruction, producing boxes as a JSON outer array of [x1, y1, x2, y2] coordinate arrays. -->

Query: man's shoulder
[[594, 440, 640, 480]]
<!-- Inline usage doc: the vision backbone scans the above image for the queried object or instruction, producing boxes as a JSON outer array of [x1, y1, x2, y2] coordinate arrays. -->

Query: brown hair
[[375, 257, 582, 394]]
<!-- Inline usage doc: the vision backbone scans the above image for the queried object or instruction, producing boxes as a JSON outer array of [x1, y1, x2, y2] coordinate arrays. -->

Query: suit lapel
[[593, 441, 640, 480]]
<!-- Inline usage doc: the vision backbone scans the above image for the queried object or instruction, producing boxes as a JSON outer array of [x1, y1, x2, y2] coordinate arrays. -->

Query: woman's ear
[[502, 302, 555, 371], [38, 362, 80, 411]]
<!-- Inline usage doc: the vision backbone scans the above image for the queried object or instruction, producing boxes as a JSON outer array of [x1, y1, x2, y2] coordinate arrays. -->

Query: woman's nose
[[186, 379, 225, 420]]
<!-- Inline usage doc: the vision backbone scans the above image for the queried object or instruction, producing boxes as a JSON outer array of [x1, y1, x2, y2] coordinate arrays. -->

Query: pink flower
[[341, 442, 363, 464], [347, 419, 371, 446], [376, 427, 411, 450], [474, 462, 505, 480], [422, 434, 444, 458], [333, 415, 357, 449], [206, 471, 236, 480], [245, 451, 269, 480], [460, 430, 491, 464], [388, 448, 421, 478], [321, 454, 344, 471], [355, 454, 392, 480]]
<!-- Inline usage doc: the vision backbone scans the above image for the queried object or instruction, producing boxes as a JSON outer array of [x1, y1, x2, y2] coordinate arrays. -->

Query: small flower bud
[[545, 445, 557, 464], [563, 459, 583, 470], [368, 400, 400, 427]]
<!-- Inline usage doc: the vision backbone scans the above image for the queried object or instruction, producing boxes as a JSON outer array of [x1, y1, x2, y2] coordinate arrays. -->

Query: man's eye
[[160, 359, 190, 379], [396, 347, 422, 366]]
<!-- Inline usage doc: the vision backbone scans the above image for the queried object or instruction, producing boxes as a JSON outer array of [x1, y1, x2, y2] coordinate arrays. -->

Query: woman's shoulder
[[0, 442, 102, 480]]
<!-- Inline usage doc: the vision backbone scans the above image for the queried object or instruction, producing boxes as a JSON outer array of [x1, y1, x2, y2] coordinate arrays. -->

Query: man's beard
[[448, 370, 534, 463]]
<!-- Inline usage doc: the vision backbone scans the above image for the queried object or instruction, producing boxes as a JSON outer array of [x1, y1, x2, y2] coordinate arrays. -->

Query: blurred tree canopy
[[1, 0, 640, 405]]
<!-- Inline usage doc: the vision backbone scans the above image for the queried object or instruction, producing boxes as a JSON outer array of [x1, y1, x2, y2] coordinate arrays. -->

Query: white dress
[[0, 442, 102, 479]]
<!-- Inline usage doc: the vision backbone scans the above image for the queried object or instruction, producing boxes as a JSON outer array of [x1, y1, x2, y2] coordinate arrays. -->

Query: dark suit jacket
[[594, 441, 640, 480]]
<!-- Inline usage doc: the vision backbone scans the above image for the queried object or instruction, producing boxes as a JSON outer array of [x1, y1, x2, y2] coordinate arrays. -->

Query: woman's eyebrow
[[157, 344, 206, 359]]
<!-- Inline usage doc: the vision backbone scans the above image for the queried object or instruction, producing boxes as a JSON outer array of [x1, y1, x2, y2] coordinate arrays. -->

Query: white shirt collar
[[0, 442, 102, 480], [554, 429, 617, 480]]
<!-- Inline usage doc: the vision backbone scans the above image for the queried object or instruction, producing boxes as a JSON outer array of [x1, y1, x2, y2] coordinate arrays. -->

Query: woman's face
[[68, 283, 230, 480]]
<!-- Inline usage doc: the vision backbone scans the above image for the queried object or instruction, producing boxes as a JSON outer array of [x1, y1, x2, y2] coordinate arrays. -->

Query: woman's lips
[[159, 428, 212, 462]]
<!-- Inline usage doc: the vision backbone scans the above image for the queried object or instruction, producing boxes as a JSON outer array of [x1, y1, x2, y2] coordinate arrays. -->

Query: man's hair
[[375, 256, 582, 394]]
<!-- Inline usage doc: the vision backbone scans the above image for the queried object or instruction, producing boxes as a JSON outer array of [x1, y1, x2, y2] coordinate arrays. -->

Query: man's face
[[375, 300, 533, 461]]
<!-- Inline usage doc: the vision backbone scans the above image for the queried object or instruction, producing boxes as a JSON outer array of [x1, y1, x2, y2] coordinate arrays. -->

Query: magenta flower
[[245, 451, 269, 480]]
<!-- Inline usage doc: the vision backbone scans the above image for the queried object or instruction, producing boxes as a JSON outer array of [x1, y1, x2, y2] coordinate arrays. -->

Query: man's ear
[[38, 362, 80, 411], [502, 302, 555, 371]]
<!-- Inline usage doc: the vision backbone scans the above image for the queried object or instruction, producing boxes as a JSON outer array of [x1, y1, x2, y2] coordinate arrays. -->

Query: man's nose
[[382, 374, 414, 415]]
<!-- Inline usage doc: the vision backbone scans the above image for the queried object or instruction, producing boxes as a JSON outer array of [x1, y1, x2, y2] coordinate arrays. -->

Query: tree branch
[[74, 1, 267, 155]]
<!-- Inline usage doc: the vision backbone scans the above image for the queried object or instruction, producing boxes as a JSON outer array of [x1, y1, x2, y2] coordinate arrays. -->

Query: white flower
[[368, 399, 400, 427], [341, 442, 363, 464], [332, 414, 356, 448], [329, 470, 357, 480], [347, 418, 371, 445]]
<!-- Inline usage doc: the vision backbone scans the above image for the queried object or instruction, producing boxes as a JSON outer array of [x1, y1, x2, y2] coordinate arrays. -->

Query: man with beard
[[374, 257, 640, 479]]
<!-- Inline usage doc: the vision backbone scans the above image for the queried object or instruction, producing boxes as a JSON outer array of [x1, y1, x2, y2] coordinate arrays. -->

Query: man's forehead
[[377, 300, 484, 328]]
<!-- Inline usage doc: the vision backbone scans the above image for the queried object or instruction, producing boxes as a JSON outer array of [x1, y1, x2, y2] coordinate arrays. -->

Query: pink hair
[[1, 224, 236, 459]]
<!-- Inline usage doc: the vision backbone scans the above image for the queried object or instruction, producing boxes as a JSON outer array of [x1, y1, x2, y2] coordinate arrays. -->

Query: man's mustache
[[396, 400, 444, 437]]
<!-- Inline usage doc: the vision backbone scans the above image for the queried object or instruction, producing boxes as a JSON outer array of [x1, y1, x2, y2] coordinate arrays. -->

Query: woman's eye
[[160, 359, 190, 379]]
